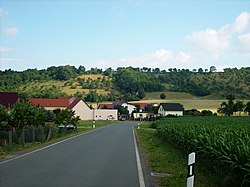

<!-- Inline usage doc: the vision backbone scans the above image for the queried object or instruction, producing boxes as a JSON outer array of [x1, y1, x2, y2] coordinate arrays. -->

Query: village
[[0, 91, 184, 122]]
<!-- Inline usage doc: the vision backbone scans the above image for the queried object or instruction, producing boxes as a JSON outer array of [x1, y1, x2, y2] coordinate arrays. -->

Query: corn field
[[155, 116, 250, 187]]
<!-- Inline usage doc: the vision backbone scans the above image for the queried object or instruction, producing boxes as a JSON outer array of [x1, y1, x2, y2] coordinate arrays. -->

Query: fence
[[0, 126, 72, 149]]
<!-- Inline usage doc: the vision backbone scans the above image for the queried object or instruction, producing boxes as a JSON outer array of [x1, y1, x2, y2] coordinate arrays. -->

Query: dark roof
[[67, 98, 81, 109], [111, 100, 127, 108], [160, 103, 184, 111], [0, 92, 19, 108]]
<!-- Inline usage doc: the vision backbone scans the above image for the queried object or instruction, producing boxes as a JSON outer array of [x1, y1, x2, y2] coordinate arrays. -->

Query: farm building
[[158, 103, 184, 116], [29, 97, 118, 121]]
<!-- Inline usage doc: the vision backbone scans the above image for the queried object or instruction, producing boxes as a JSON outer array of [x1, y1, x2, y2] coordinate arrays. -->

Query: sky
[[0, 0, 250, 71]]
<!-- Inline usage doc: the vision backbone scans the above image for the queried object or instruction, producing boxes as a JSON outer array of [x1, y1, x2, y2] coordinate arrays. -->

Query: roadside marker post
[[187, 152, 195, 187], [93, 121, 96, 129], [137, 123, 140, 129]]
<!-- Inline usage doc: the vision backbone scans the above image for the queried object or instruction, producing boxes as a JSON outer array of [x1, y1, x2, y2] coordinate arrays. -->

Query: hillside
[[0, 66, 249, 102]]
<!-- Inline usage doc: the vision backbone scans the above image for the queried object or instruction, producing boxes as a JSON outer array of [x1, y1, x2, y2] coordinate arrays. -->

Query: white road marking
[[0, 125, 110, 165], [133, 128, 146, 187]]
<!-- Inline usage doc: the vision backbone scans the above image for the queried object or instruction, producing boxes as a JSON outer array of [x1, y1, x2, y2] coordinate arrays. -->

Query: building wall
[[158, 105, 165, 116], [165, 111, 183, 116], [72, 100, 93, 120], [133, 113, 148, 119], [94, 109, 118, 120], [72, 100, 118, 120]]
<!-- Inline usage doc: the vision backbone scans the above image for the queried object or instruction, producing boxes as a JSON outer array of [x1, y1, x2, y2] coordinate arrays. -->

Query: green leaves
[[156, 116, 250, 186]]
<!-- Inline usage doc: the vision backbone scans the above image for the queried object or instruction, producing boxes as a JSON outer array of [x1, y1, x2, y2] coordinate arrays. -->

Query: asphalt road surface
[[0, 122, 145, 187]]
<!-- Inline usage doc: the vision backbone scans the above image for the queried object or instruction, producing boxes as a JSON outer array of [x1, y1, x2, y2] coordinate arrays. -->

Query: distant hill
[[0, 66, 249, 102]]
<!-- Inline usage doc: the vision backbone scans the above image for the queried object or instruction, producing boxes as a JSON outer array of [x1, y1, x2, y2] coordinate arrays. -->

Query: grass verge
[[136, 124, 218, 187]]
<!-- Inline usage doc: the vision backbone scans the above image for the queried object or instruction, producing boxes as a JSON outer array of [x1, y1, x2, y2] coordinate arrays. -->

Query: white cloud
[[237, 32, 250, 55], [0, 58, 23, 63], [3, 27, 19, 37], [93, 49, 193, 70], [233, 12, 250, 33], [185, 12, 250, 61], [0, 46, 15, 52], [0, 7, 7, 17], [186, 28, 230, 58]]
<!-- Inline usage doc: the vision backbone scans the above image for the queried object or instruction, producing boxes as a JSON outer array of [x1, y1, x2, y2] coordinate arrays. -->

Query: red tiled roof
[[28, 98, 71, 107], [99, 103, 113, 109], [0, 92, 19, 108], [128, 102, 151, 109]]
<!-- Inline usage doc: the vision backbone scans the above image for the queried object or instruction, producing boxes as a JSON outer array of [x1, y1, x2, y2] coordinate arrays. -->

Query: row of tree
[[0, 100, 80, 145], [217, 95, 250, 116]]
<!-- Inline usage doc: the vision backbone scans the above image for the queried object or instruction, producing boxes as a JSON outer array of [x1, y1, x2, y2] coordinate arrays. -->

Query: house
[[158, 103, 184, 116], [100, 100, 136, 115], [29, 97, 118, 121], [133, 112, 149, 120], [128, 102, 159, 112], [67, 99, 117, 121], [121, 103, 136, 114], [0, 92, 19, 108]]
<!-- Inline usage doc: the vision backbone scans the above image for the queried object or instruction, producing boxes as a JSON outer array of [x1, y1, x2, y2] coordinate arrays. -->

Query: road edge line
[[0, 124, 111, 165], [133, 128, 146, 187]]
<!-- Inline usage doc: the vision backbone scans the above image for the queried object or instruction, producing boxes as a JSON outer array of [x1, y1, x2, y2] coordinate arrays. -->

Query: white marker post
[[137, 123, 140, 129], [93, 121, 96, 129], [187, 152, 195, 187]]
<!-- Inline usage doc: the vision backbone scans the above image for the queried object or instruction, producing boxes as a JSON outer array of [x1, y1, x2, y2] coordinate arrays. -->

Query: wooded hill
[[0, 66, 249, 102]]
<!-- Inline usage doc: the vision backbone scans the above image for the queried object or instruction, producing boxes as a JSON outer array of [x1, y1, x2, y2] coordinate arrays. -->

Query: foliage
[[160, 93, 166, 99], [156, 116, 250, 186], [217, 95, 248, 116], [54, 109, 80, 127], [1, 66, 250, 100], [245, 101, 250, 115], [113, 67, 164, 99], [11, 100, 47, 129], [0, 104, 9, 129], [114, 105, 129, 115]]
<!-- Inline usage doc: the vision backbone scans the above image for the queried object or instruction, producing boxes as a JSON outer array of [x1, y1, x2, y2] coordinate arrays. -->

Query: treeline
[[1, 65, 250, 100]]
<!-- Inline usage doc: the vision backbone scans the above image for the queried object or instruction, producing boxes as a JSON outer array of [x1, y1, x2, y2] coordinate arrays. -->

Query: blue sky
[[0, 0, 249, 71]]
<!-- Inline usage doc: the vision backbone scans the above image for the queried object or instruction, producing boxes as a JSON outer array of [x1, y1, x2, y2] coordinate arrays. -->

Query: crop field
[[155, 116, 250, 186]]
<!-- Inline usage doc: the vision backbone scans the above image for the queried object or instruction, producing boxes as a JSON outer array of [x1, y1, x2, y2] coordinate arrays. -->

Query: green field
[[154, 116, 250, 186], [142, 92, 249, 113]]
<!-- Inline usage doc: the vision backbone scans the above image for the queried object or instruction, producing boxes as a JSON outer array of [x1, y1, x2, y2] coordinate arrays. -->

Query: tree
[[160, 93, 166, 99], [198, 68, 203, 73], [244, 101, 250, 115], [217, 95, 236, 116], [210, 66, 217, 72], [0, 104, 9, 128], [55, 109, 80, 128], [234, 100, 244, 116], [114, 105, 129, 115]]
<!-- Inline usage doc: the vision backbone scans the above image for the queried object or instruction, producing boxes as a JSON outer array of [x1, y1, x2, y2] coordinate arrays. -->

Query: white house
[[122, 103, 136, 114], [67, 99, 118, 120], [158, 103, 184, 116]]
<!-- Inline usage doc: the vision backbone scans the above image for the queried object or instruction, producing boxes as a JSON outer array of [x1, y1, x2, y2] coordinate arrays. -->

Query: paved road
[[0, 122, 144, 187]]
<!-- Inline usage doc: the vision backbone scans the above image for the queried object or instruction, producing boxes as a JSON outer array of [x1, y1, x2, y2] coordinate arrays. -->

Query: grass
[[136, 124, 219, 187]]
